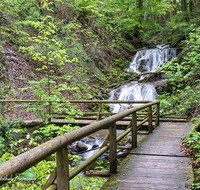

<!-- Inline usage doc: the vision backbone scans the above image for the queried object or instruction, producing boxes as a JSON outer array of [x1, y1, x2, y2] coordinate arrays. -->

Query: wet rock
[[68, 144, 78, 154], [87, 138, 96, 143], [76, 142, 88, 152], [153, 80, 168, 95], [117, 150, 130, 158], [92, 144, 99, 149], [153, 80, 167, 88]]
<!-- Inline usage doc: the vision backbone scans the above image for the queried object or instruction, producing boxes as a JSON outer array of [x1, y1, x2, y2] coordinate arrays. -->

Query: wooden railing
[[0, 100, 160, 190]]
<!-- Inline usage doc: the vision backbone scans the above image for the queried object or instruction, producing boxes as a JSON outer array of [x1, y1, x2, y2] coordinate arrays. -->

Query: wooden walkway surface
[[101, 122, 193, 190]]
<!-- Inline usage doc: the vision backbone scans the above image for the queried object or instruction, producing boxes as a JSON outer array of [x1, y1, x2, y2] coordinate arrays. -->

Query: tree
[[18, 12, 82, 124]]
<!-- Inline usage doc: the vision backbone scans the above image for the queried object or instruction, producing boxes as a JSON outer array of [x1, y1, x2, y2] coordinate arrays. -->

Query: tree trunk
[[181, 0, 187, 21], [189, 0, 193, 12], [173, 0, 177, 15], [139, 0, 143, 10], [36, 0, 43, 15], [144, 0, 148, 22]]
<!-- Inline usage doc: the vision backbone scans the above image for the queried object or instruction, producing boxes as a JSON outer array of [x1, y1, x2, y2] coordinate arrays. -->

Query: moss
[[102, 94, 108, 99], [196, 168, 200, 176], [106, 179, 119, 186]]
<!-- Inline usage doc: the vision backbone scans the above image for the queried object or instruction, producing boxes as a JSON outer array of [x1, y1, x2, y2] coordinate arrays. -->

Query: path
[[101, 122, 193, 189]]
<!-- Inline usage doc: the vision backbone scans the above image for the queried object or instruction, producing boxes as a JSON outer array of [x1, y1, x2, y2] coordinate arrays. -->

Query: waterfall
[[109, 83, 158, 113], [125, 45, 176, 73], [109, 45, 176, 112]]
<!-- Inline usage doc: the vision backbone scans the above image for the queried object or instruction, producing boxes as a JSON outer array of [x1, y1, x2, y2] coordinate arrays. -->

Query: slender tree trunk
[[189, 0, 193, 12], [173, 0, 177, 15], [195, 0, 199, 27], [144, 0, 148, 22], [139, 0, 143, 10], [36, 0, 43, 15], [181, 0, 187, 21], [127, 0, 130, 10]]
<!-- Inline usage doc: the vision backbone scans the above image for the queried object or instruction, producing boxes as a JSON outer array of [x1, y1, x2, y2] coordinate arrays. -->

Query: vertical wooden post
[[96, 103, 102, 121], [155, 103, 160, 128], [148, 106, 153, 133], [132, 112, 137, 148], [109, 123, 117, 174], [48, 101, 51, 123], [0, 102, 6, 119], [57, 147, 69, 190]]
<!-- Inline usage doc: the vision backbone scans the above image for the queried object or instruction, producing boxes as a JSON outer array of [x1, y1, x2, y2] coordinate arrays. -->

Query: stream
[[76, 44, 177, 172], [109, 44, 176, 112]]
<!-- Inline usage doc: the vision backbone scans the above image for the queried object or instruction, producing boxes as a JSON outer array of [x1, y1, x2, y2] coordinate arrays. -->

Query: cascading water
[[109, 45, 176, 112], [125, 44, 176, 74], [109, 83, 158, 113]]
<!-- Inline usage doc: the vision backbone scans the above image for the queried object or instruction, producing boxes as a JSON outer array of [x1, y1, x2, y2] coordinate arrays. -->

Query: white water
[[109, 83, 158, 112], [109, 45, 176, 112], [125, 45, 176, 74]]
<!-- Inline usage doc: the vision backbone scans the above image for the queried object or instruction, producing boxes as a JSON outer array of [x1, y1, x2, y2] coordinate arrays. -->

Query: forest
[[0, 0, 200, 189]]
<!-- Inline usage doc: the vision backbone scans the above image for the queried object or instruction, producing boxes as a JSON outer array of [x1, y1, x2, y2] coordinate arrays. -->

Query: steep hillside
[[0, 0, 199, 119], [0, 1, 140, 113]]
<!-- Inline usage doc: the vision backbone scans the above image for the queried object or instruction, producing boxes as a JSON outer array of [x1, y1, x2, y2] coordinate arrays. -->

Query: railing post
[[0, 101, 6, 119], [56, 147, 69, 190], [132, 112, 137, 148], [109, 123, 117, 174], [96, 103, 102, 121], [48, 101, 52, 123], [148, 106, 153, 133], [155, 103, 160, 127]]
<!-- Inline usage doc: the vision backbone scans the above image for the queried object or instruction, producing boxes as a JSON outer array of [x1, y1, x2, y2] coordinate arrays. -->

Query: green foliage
[[184, 127, 200, 189], [184, 131, 200, 152], [163, 27, 200, 92], [0, 85, 16, 118], [158, 26, 200, 117], [32, 124, 80, 140], [0, 119, 25, 140], [0, 120, 106, 189], [0, 136, 5, 150], [17, 15, 83, 123], [192, 115, 200, 132], [190, 182, 200, 190], [68, 154, 82, 166], [70, 172, 106, 190], [94, 159, 109, 171]]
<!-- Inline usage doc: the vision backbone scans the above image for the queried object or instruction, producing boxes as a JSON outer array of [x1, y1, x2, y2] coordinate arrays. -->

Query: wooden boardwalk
[[101, 122, 193, 190]]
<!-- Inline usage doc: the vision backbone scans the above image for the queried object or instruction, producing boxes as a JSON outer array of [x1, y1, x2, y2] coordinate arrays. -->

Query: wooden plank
[[101, 122, 193, 190]]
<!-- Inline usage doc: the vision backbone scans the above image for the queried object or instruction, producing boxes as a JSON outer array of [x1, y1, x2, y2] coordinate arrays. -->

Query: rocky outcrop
[[153, 80, 168, 95]]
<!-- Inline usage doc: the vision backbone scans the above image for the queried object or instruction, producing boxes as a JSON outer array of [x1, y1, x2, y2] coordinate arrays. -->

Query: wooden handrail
[[0, 100, 160, 189], [0, 100, 151, 103]]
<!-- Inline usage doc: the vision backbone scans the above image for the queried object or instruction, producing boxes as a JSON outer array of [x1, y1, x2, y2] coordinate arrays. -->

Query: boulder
[[76, 142, 88, 152]]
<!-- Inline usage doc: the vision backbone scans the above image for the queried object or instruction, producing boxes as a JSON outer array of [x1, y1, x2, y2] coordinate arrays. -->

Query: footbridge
[[0, 100, 192, 189]]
